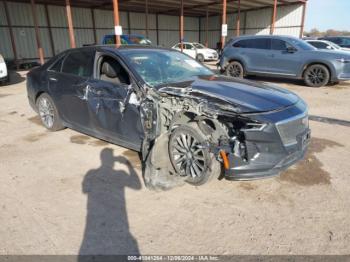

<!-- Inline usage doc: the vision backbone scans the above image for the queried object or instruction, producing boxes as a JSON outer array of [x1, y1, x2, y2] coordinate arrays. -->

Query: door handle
[[49, 77, 57, 82]]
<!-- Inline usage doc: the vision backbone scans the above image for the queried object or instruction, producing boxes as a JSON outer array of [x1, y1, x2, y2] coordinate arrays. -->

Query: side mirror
[[286, 46, 297, 53], [326, 46, 332, 50]]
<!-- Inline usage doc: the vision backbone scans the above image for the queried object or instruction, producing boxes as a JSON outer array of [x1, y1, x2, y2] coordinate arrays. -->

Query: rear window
[[233, 38, 270, 49], [62, 50, 95, 78]]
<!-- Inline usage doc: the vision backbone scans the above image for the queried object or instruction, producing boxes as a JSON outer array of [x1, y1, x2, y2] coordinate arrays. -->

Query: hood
[[202, 48, 217, 53], [311, 49, 350, 58], [157, 75, 299, 113]]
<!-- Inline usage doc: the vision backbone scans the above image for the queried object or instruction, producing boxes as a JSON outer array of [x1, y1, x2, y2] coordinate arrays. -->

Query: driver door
[[269, 39, 302, 76], [86, 54, 144, 151]]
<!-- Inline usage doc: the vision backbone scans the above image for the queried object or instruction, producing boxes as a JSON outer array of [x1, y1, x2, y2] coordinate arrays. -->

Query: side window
[[250, 38, 270, 49], [185, 44, 194, 50], [49, 56, 65, 72], [98, 56, 130, 85], [233, 40, 247, 48], [233, 39, 270, 49], [233, 40, 249, 48], [271, 39, 289, 50], [340, 38, 350, 46], [62, 50, 95, 78]]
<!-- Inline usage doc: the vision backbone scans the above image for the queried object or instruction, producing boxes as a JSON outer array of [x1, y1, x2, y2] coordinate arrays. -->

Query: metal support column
[[65, 0, 76, 48], [30, 0, 44, 64], [44, 4, 55, 56], [205, 7, 209, 47], [270, 0, 277, 35], [91, 8, 97, 44], [180, 0, 184, 52], [299, 1, 307, 38], [112, 0, 121, 47], [221, 0, 227, 48], [145, 0, 149, 38], [236, 0, 241, 36]]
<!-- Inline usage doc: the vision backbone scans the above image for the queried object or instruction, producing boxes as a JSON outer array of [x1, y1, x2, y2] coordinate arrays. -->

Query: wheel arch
[[301, 61, 334, 79]]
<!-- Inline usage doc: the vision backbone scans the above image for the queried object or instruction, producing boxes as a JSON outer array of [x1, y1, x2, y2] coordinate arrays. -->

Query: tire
[[303, 64, 330, 87], [36, 93, 65, 131], [196, 54, 205, 63], [225, 61, 244, 78], [168, 122, 220, 186]]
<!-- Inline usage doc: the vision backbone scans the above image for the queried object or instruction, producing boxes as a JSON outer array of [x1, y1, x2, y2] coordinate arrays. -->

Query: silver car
[[220, 35, 350, 87]]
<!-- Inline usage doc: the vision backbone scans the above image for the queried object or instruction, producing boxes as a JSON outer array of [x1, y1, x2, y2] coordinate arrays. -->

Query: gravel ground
[[0, 70, 350, 255]]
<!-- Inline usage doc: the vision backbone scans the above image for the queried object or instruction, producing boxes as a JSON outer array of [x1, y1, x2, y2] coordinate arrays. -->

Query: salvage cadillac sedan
[[27, 46, 310, 188]]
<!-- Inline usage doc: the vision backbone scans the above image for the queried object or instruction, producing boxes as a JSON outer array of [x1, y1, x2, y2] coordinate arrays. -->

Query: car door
[[235, 38, 271, 73], [184, 44, 197, 59], [48, 49, 95, 131], [85, 53, 144, 150], [269, 39, 302, 76]]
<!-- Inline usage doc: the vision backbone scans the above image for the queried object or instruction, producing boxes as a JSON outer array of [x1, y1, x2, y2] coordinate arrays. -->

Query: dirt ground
[[1, 70, 350, 255]]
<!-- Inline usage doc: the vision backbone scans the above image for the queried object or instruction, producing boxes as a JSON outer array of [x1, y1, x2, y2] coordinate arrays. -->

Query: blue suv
[[219, 35, 350, 87]]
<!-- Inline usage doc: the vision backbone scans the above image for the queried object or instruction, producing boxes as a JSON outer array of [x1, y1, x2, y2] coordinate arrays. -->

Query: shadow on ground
[[0, 71, 26, 87], [79, 148, 142, 256]]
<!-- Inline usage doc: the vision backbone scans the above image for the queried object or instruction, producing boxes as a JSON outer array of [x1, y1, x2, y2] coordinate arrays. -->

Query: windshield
[[288, 38, 316, 51], [326, 41, 341, 49], [124, 50, 214, 87], [193, 43, 205, 49]]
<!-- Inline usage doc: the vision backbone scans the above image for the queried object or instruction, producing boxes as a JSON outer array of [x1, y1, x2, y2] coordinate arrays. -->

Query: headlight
[[336, 58, 350, 63]]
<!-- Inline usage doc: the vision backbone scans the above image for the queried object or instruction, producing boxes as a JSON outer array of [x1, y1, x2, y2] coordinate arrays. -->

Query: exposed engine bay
[[140, 86, 258, 190]]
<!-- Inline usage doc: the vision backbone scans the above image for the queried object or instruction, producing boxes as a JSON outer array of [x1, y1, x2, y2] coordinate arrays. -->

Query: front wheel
[[304, 64, 330, 87], [168, 123, 220, 186], [225, 61, 244, 78], [196, 54, 205, 63], [36, 93, 65, 131]]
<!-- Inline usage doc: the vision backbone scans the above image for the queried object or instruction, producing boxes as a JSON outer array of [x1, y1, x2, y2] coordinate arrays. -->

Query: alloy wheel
[[306, 67, 327, 86], [228, 63, 242, 77], [38, 97, 55, 129], [170, 132, 206, 178]]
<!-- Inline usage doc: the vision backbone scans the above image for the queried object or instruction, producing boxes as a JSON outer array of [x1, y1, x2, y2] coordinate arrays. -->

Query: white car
[[172, 42, 218, 62], [306, 40, 350, 52], [0, 54, 8, 84]]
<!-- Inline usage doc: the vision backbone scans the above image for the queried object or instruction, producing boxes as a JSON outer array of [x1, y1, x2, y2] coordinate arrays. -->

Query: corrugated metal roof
[[6, 0, 306, 17]]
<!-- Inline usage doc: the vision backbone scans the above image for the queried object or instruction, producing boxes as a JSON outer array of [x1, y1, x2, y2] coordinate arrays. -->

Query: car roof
[[66, 45, 175, 55], [229, 35, 300, 41]]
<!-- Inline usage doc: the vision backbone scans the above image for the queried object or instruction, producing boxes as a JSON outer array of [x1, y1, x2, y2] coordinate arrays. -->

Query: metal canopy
[[7, 0, 305, 16]]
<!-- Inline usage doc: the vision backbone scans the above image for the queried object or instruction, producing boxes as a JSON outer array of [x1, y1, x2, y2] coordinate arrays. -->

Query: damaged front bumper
[[220, 101, 311, 181]]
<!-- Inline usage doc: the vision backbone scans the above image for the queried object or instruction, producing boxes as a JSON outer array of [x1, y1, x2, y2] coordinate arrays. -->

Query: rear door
[[234, 38, 271, 72], [269, 39, 302, 76], [48, 49, 95, 130]]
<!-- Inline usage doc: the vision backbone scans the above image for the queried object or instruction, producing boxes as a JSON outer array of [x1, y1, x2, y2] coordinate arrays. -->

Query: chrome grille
[[276, 114, 309, 146]]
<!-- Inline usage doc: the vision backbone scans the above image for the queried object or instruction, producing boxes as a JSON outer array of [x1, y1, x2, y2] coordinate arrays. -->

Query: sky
[[305, 0, 350, 31]]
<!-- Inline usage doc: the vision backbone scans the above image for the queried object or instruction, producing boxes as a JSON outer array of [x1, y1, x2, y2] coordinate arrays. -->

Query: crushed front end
[[217, 100, 310, 180]]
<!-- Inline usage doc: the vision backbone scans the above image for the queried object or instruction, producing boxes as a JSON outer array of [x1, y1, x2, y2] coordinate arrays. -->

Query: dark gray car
[[220, 35, 350, 87], [27, 46, 310, 189]]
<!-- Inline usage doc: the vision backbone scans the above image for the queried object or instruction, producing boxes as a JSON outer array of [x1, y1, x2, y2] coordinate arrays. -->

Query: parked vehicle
[[306, 39, 350, 52], [102, 34, 152, 45], [220, 35, 350, 87], [172, 42, 218, 62], [319, 36, 350, 48], [27, 46, 310, 188], [0, 54, 9, 85]]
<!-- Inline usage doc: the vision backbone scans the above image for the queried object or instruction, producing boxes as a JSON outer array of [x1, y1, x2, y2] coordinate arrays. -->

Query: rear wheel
[[36, 93, 65, 131], [169, 123, 220, 186], [304, 64, 330, 87], [196, 54, 205, 63], [225, 61, 244, 78]]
